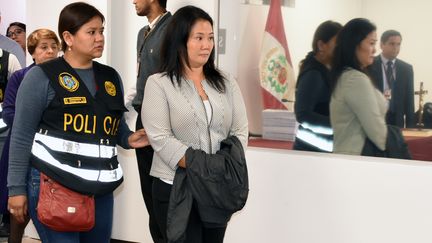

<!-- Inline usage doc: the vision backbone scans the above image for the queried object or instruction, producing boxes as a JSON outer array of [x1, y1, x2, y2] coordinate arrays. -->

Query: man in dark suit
[[368, 30, 415, 128]]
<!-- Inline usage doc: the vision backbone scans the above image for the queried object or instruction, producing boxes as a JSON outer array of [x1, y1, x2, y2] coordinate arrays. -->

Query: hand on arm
[[128, 128, 149, 148]]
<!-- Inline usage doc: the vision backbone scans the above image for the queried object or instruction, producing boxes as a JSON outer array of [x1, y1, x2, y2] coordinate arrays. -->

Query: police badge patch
[[58, 72, 79, 92], [104, 81, 116, 96]]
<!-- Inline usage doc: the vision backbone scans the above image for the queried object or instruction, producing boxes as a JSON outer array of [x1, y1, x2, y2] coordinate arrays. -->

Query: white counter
[[27, 146, 432, 243]]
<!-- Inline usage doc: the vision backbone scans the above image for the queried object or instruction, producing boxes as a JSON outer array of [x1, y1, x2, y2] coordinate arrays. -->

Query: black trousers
[[152, 178, 227, 243], [135, 108, 164, 243]]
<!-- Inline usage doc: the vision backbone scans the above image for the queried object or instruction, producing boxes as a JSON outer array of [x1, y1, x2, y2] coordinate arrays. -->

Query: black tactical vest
[[31, 57, 128, 195], [0, 49, 10, 102]]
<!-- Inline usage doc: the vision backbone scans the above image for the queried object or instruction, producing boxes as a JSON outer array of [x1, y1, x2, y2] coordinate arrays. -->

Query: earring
[[68, 46, 72, 51]]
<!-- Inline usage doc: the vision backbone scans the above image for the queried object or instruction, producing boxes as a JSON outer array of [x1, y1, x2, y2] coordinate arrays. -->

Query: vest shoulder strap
[[39, 57, 86, 97], [0, 50, 10, 85]]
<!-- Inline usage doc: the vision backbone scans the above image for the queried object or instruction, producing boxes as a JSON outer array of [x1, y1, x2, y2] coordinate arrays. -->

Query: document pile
[[262, 109, 298, 141]]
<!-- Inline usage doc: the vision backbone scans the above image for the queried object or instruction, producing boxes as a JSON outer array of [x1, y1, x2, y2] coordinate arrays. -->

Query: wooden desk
[[248, 138, 293, 150], [405, 136, 432, 161]]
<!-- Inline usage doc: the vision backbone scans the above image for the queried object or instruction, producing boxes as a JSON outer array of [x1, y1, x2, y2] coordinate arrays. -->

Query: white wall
[[225, 148, 432, 243], [25, 0, 108, 65], [0, 0, 26, 35], [363, 0, 432, 110], [26, 144, 432, 242]]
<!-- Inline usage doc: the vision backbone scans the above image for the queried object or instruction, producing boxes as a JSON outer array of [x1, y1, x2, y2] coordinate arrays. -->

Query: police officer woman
[[293, 21, 342, 152], [7, 2, 148, 242]]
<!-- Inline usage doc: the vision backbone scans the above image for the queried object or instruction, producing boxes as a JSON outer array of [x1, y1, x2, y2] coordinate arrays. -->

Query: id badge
[[384, 89, 391, 100]]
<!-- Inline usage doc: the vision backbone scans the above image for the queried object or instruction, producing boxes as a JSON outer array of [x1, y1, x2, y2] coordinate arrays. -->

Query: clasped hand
[[128, 128, 149, 148]]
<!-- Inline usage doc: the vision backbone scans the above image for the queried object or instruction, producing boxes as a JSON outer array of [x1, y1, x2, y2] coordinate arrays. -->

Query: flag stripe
[[264, 0, 293, 66], [261, 89, 286, 110]]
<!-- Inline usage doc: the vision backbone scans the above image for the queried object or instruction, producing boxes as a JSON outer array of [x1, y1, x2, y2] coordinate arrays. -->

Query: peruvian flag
[[259, 0, 295, 110]]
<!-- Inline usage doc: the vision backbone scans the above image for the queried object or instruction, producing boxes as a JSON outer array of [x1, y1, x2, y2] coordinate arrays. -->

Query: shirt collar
[[148, 12, 168, 30], [380, 54, 395, 65]]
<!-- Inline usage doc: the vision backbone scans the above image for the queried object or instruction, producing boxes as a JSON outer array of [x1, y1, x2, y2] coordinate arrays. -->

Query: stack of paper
[[262, 109, 298, 141]]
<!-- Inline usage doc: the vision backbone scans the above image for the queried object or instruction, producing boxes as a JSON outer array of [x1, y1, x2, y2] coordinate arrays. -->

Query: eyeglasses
[[6, 28, 24, 38]]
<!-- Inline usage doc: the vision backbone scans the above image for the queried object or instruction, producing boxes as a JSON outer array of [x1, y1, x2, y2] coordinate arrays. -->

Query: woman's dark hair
[[159, 5, 226, 92], [330, 18, 376, 92], [298, 20, 342, 73], [311, 20, 342, 54], [58, 2, 105, 52], [6, 22, 26, 38], [380, 29, 401, 43], [6, 22, 26, 36]]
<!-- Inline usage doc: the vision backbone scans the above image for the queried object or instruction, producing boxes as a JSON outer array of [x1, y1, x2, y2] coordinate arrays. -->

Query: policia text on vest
[[63, 113, 121, 135]]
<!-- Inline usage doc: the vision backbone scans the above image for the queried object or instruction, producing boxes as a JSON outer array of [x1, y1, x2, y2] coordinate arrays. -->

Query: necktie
[[386, 61, 394, 88], [138, 26, 151, 58], [137, 25, 151, 77], [143, 26, 151, 39]]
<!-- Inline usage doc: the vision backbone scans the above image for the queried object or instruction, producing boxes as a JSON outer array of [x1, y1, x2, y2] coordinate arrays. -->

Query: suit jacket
[[132, 12, 172, 107], [367, 56, 415, 128]]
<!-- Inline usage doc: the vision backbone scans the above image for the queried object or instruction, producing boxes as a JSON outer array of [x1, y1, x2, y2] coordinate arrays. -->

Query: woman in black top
[[293, 20, 342, 152]]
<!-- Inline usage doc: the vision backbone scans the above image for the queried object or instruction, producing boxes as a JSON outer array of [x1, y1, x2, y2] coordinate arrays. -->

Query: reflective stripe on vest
[[296, 123, 333, 152], [0, 105, 7, 130], [33, 133, 117, 158], [300, 122, 333, 135], [0, 119, 6, 130], [31, 136, 123, 183]]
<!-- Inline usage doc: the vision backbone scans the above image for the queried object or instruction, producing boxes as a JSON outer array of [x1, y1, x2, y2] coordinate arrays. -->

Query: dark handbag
[[37, 173, 95, 232]]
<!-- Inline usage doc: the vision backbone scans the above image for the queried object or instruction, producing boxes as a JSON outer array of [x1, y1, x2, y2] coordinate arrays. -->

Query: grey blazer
[[142, 73, 248, 180], [330, 69, 387, 155]]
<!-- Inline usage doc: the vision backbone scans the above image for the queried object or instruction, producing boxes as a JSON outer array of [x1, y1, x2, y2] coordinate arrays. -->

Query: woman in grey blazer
[[142, 6, 248, 243], [330, 18, 387, 155]]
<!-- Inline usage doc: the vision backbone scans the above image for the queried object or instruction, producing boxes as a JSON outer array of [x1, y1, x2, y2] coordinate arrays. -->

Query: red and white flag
[[259, 0, 295, 110]]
